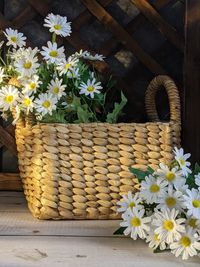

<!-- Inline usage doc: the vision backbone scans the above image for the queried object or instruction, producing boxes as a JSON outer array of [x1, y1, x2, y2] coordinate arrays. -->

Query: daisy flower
[[20, 95, 34, 114], [170, 229, 200, 260], [66, 68, 80, 79], [183, 188, 200, 219], [44, 13, 71, 37], [156, 186, 184, 212], [0, 85, 19, 111], [56, 56, 78, 75], [47, 78, 66, 99], [3, 28, 26, 48], [173, 147, 192, 177], [120, 208, 151, 240], [146, 228, 167, 251], [186, 216, 200, 232], [195, 173, 200, 188], [75, 50, 105, 61], [79, 75, 103, 98], [140, 174, 168, 204], [14, 48, 39, 77], [22, 75, 41, 95], [152, 208, 185, 244], [41, 41, 65, 64], [156, 163, 186, 189], [117, 191, 143, 213], [34, 93, 57, 117], [0, 67, 6, 83]]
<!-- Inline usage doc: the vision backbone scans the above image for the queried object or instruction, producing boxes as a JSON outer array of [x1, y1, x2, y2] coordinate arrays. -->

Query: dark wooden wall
[[0, 0, 185, 190]]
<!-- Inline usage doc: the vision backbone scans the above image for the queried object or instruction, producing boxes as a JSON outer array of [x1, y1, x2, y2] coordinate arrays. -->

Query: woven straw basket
[[15, 75, 181, 220]]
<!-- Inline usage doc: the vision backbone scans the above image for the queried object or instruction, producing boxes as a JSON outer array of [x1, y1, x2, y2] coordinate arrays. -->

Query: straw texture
[[15, 75, 181, 219]]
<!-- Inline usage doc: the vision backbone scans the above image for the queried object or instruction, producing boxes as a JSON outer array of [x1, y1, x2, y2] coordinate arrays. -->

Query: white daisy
[[20, 95, 34, 114], [66, 68, 80, 79], [47, 78, 66, 99], [44, 13, 71, 37], [183, 188, 200, 219], [186, 216, 200, 232], [75, 50, 105, 61], [14, 48, 39, 77], [156, 186, 184, 212], [0, 85, 19, 111], [173, 147, 192, 177], [41, 41, 65, 64], [120, 208, 151, 240], [195, 173, 200, 188], [0, 67, 6, 83], [152, 208, 185, 244], [22, 75, 41, 95], [156, 163, 186, 189], [57, 56, 78, 76], [170, 229, 200, 260], [146, 228, 167, 251], [140, 174, 167, 204], [117, 191, 143, 213], [3, 28, 26, 48], [34, 93, 57, 116], [79, 75, 103, 98]]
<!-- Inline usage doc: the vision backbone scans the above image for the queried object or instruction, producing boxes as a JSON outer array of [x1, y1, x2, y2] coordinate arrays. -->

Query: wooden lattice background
[[0, 0, 185, 190]]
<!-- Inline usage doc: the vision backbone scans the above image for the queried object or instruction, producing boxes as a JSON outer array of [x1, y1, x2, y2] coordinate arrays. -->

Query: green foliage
[[129, 166, 155, 182], [106, 91, 127, 123], [41, 109, 67, 123], [113, 227, 126, 235], [186, 163, 199, 189]]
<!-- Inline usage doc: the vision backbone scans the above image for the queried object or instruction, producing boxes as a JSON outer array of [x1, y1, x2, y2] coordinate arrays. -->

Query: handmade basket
[[15, 75, 181, 220]]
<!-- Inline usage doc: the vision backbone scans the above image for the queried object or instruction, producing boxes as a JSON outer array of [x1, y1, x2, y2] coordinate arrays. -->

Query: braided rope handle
[[145, 75, 181, 124]]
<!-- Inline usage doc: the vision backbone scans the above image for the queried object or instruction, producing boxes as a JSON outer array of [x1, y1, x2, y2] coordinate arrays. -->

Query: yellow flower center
[[180, 158, 185, 166], [53, 87, 59, 94], [166, 197, 176, 208], [163, 220, 174, 231], [11, 36, 17, 42], [131, 217, 141, 227], [150, 184, 160, 193], [49, 50, 58, 57], [5, 95, 14, 103], [42, 100, 51, 108], [129, 202, 135, 209], [29, 82, 36, 90], [65, 63, 72, 70], [54, 24, 61, 30], [188, 218, 197, 228], [154, 234, 160, 242], [166, 171, 175, 182], [23, 61, 32, 69], [192, 199, 200, 208], [180, 236, 191, 247], [24, 98, 31, 106], [87, 86, 94, 92]]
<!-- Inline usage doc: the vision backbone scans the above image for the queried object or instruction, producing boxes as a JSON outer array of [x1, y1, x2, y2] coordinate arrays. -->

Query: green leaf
[[113, 227, 126, 235], [194, 163, 200, 175], [129, 167, 147, 181], [76, 106, 93, 123], [106, 91, 127, 123], [147, 166, 155, 174]]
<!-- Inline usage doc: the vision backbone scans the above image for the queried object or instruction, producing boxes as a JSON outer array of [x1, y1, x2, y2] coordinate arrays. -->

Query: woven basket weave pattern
[[15, 75, 181, 220]]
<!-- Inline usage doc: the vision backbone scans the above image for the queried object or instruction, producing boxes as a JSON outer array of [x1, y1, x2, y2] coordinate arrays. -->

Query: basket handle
[[145, 75, 181, 123]]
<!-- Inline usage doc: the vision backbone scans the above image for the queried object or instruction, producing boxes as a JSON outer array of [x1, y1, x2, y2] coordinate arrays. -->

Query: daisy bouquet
[[116, 147, 200, 260], [0, 14, 127, 124]]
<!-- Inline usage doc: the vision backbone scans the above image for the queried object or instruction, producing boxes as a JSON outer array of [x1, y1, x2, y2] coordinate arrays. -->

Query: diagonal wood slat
[[131, 0, 184, 52], [0, 126, 17, 156], [99, 0, 173, 56], [81, 0, 168, 75]]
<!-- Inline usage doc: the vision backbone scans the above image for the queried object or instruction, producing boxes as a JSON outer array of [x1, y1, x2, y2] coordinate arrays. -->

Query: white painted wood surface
[[0, 191, 200, 267]]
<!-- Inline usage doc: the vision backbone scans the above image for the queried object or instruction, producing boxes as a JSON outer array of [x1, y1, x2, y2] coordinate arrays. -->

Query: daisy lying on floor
[[116, 147, 200, 261]]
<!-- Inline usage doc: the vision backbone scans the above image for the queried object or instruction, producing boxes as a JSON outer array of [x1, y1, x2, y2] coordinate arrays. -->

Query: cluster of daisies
[[117, 147, 200, 260], [0, 14, 125, 124]]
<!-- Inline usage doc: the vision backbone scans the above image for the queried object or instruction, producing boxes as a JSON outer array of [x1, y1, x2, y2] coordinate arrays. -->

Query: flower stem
[[52, 33, 57, 43]]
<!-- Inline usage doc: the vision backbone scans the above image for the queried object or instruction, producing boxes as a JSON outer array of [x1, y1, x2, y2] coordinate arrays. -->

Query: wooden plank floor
[[0, 191, 200, 267]]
